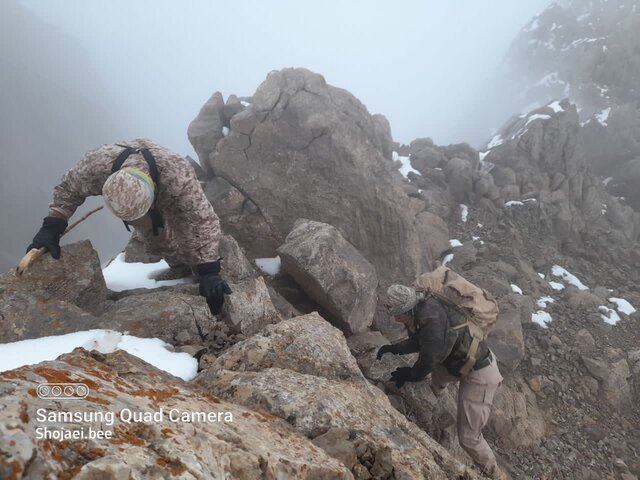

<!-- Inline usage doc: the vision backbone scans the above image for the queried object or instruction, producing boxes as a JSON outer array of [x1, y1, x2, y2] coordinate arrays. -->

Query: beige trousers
[[431, 354, 503, 474], [128, 215, 183, 267]]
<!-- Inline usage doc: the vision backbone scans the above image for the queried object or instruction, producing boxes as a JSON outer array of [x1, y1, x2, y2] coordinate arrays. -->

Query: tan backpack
[[414, 266, 499, 376]]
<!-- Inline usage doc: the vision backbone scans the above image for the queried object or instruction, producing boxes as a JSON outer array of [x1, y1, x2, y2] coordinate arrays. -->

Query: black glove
[[27, 217, 67, 259], [196, 261, 232, 315], [390, 367, 414, 388], [376, 344, 397, 360]]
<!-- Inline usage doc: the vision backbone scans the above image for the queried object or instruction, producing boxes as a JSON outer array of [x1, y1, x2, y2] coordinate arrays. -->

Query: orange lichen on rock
[[156, 456, 188, 476], [130, 387, 179, 405], [32, 367, 100, 390], [0, 459, 23, 480], [18, 400, 29, 423], [84, 396, 111, 406]]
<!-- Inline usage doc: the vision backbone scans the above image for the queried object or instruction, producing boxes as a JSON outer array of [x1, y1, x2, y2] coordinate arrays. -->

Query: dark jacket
[[394, 296, 490, 380]]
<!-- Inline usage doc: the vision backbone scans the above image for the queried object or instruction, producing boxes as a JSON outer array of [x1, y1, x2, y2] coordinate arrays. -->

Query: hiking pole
[[16, 206, 104, 276]]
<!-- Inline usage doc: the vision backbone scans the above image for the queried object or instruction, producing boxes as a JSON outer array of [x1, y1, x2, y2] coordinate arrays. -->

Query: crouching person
[[377, 283, 509, 480]]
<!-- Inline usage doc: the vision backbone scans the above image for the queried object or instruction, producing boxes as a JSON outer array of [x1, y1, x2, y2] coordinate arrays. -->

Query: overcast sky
[[21, 0, 550, 157]]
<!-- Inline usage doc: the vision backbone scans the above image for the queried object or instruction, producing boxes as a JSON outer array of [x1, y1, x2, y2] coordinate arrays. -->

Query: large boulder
[[200, 68, 435, 286], [1, 240, 107, 315], [99, 291, 215, 346], [187, 91, 225, 175], [0, 348, 353, 479], [221, 276, 280, 336], [277, 219, 378, 334]]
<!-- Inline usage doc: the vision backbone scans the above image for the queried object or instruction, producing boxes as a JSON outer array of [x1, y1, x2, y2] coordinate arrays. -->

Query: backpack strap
[[110, 145, 164, 236]]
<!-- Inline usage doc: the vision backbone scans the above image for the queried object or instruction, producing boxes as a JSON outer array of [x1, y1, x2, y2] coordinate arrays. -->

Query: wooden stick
[[15, 206, 104, 276]]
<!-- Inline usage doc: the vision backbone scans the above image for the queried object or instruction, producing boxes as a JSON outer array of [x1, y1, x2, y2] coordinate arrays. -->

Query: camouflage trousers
[[431, 353, 503, 475], [128, 215, 184, 268]]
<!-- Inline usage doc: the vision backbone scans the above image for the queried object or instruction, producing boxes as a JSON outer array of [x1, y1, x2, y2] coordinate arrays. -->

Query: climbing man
[[377, 276, 510, 480], [27, 138, 231, 314]]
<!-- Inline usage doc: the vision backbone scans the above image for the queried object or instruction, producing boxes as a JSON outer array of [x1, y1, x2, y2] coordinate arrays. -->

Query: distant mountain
[[475, 0, 640, 209], [0, 0, 128, 270]]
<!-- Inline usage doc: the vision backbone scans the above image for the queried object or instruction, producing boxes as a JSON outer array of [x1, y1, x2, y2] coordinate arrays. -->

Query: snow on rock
[[532, 311, 553, 328], [599, 306, 621, 325], [487, 134, 504, 149], [449, 239, 463, 248], [595, 107, 611, 127], [603, 176, 613, 187], [0, 329, 198, 380], [102, 253, 194, 292], [551, 265, 589, 290], [511, 284, 523, 295], [255, 256, 282, 276], [608, 297, 636, 315], [460, 204, 469, 223], [538, 273, 546, 279], [525, 114, 551, 126], [547, 101, 564, 113], [549, 281, 565, 291], [505, 200, 525, 207], [393, 151, 421, 178], [442, 253, 454, 267], [537, 296, 555, 308], [222, 126, 230, 136]]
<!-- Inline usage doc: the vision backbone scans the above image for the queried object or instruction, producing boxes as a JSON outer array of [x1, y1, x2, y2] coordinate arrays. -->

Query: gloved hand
[[196, 261, 232, 315], [390, 367, 414, 388], [27, 217, 68, 259], [376, 344, 397, 360]]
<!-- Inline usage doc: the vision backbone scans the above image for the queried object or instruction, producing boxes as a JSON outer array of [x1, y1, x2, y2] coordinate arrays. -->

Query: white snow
[[548, 100, 564, 113], [608, 297, 636, 315], [538, 273, 545, 279], [222, 126, 229, 136], [549, 281, 565, 291], [393, 151, 421, 178], [523, 198, 538, 204], [595, 107, 611, 126], [449, 239, 463, 248], [603, 176, 613, 186], [525, 114, 551, 126], [599, 306, 621, 325], [536, 72, 561, 87], [479, 151, 489, 162], [551, 265, 589, 290], [240, 100, 251, 107], [511, 284, 523, 295], [255, 257, 282, 276], [487, 135, 503, 149], [460, 204, 469, 223], [532, 311, 553, 328], [537, 296, 555, 308], [102, 254, 194, 292], [505, 201, 524, 207], [442, 254, 454, 267], [526, 18, 540, 32], [0, 330, 198, 380]]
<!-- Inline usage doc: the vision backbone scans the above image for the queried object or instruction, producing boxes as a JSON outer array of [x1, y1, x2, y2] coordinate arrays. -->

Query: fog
[[1, 0, 550, 271], [21, 0, 550, 153]]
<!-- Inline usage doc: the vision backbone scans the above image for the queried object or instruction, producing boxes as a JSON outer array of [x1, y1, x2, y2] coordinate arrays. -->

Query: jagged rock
[[0, 240, 107, 315], [277, 219, 377, 334], [574, 328, 596, 353], [123, 231, 162, 263], [416, 212, 451, 264], [0, 348, 353, 479], [488, 311, 525, 372], [266, 286, 301, 319], [490, 374, 546, 447], [187, 91, 225, 174], [196, 313, 479, 479], [311, 428, 358, 470], [221, 276, 280, 336], [202, 314, 361, 381], [582, 355, 632, 411], [99, 291, 215, 346], [218, 234, 257, 284], [372, 114, 393, 160], [202, 68, 436, 286], [203, 177, 277, 258], [444, 157, 474, 203], [0, 290, 100, 343]]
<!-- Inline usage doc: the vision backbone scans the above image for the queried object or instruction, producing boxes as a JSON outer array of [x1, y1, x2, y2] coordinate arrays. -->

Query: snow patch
[[393, 151, 421, 178], [460, 204, 469, 223], [548, 101, 564, 113], [442, 254, 454, 267], [505, 201, 524, 207], [603, 177, 613, 187], [222, 126, 229, 137], [537, 296, 555, 308], [538, 273, 545, 279], [551, 265, 589, 290], [598, 306, 621, 325], [532, 311, 553, 328], [608, 297, 636, 315], [525, 114, 551, 126], [449, 239, 463, 248], [549, 281, 565, 291], [487, 135, 503, 149], [511, 284, 523, 295], [0, 330, 198, 380], [102, 254, 194, 292], [255, 257, 282, 276], [240, 100, 251, 107], [595, 107, 611, 126]]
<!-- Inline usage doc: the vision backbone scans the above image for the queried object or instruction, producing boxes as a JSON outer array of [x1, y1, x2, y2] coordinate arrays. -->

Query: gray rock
[[187, 91, 225, 174], [277, 219, 378, 334], [123, 231, 163, 263], [2, 240, 107, 315], [312, 428, 358, 469], [575, 328, 596, 353], [444, 157, 474, 202], [221, 276, 280, 336], [218, 234, 257, 283], [582, 355, 632, 411], [488, 311, 525, 372]]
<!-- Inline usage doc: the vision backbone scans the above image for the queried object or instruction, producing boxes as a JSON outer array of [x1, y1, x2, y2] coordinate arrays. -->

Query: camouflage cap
[[102, 168, 155, 222], [386, 284, 418, 315]]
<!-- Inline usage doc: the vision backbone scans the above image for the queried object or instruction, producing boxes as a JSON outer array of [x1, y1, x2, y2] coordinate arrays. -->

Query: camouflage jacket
[[49, 138, 221, 266]]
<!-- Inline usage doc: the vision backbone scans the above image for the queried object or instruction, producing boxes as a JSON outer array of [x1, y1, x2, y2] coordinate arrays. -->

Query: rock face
[[0, 348, 353, 479], [221, 276, 280, 336], [1, 240, 107, 315], [194, 68, 435, 286], [277, 219, 378, 334], [196, 314, 479, 479]]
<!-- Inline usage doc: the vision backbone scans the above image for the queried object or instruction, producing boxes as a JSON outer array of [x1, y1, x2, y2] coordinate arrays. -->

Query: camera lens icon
[[36, 383, 89, 400]]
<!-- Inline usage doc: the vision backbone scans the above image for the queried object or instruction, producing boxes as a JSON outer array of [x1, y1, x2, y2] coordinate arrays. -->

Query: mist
[[20, 0, 550, 152]]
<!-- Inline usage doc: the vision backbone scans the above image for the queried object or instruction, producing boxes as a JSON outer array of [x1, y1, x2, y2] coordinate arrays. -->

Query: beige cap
[[102, 168, 155, 222], [386, 284, 419, 315]]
